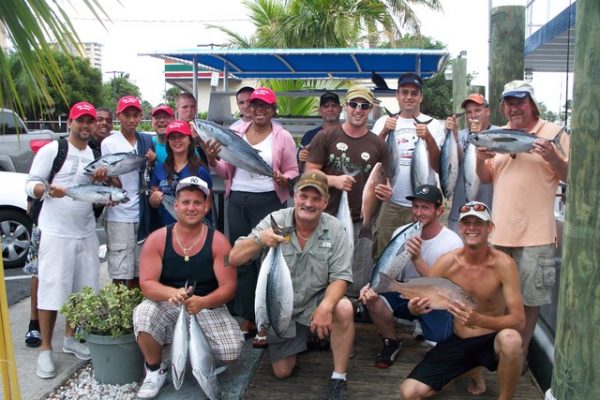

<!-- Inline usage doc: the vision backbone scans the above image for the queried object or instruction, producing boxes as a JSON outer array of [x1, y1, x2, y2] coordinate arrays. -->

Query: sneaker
[[374, 338, 401, 369], [327, 378, 347, 400], [62, 337, 91, 360], [25, 329, 42, 348], [138, 364, 168, 399], [36, 350, 56, 379], [412, 321, 425, 341]]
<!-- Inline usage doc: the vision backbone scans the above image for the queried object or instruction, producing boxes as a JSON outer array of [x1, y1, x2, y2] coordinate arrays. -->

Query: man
[[476, 80, 569, 362], [134, 176, 242, 399], [306, 85, 393, 297], [359, 185, 462, 369], [175, 92, 209, 165], [371, 73, 445, 259], [399, 201, 525, 400], [101, 95, 155, 288], [150, 104, 175, 163], [298, 92, 343, 171], [445, 94, 495, 232], [229, 171, 355, 400], [26, 102, 101, 378], [230, 86, 254, 132], [88, 107, 113, 157]]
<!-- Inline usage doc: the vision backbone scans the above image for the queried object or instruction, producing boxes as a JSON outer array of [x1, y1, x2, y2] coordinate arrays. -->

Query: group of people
[[24, 74, 568, 400]]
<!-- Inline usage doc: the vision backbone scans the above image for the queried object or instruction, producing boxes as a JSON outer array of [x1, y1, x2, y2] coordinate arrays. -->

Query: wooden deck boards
[[243, 323, 543, 399]]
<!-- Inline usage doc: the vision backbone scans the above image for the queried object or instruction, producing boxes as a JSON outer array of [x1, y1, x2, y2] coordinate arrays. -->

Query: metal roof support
[[223, 61, 229, 91], [192, 55, 198, 98]]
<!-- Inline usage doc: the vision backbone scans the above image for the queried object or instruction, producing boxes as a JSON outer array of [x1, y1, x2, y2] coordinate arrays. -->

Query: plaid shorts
[[133, 299, 243, 361]]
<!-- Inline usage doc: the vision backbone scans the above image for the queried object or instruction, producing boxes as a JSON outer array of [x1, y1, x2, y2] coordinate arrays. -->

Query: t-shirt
[[307, 125, 391, 221], [231, 133, 275, 193], [152, 136, 167, 164], [372, 114, 445, 206]]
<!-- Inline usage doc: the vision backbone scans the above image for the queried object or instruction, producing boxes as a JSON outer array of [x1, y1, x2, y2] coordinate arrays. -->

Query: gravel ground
[[46, 363, 139, 400]]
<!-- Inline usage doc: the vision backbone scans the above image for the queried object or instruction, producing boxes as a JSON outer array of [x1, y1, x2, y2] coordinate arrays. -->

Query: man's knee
[[400, 378, 434, 400], [333, 298, 354, 326], [495, 329, 523, 358], [272, 356, 296, 379]]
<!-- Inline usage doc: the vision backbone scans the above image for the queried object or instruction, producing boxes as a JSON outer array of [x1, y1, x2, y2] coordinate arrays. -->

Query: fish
[[189, 312, 226, 400], [336, 190, 354, 251], [255, 244, 274, 334], [193, 119, 274, 177], [359, 162, 386, 239], [440, 129, 459, 200], [410, 137, 435, 193], [467, 127, 566, 156], [171, 304, 189, 391], [374, 272, 478, 311], [386, 130, 401, 187], [369, 221, 422, 288], [463, 142, 480, 202], [162, 194, 177, 220], [65, 184, 130, 204], [83, 152, 147, 176]]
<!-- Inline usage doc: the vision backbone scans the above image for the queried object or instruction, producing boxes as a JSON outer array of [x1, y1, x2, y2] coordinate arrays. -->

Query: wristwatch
[[252, 231, 263, 247]]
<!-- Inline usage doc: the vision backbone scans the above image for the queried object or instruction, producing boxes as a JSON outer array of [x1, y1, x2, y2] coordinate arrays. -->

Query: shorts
[[37, 233, 100, 311], [133, 299, 243, 361], [372, 202, 413, 259], [268, 322, 310, 363], [380, 292, 453, 344], [106, 221, 141, 280], [23, 225, 41, 276], [408, 332, 498, 392], [494, 244, 556, 306]]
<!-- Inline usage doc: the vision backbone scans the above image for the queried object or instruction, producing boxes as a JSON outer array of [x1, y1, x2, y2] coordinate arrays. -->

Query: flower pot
[[86, 333, 144, 385]]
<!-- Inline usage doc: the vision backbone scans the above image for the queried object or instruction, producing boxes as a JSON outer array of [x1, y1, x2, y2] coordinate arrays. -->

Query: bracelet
[[252, 231, 263, 246]]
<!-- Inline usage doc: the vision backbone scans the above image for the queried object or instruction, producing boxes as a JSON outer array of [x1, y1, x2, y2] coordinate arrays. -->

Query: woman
[[206, 87, 299, 346], [150, 120, 212, 227]]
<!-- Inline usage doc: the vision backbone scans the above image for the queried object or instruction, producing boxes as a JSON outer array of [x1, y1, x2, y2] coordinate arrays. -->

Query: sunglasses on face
[[347, 101, 372, 110], [459, 202, 490, 213]]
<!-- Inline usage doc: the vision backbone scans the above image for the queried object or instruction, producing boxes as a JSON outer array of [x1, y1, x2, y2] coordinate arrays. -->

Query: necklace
[[251, 124, 271, 136], [174, 224, 205, 262], [295, 229, 311, 241]]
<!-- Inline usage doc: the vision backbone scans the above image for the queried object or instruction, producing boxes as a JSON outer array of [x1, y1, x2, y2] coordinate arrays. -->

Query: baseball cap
[[346, 85, 374, 104], [295, 171, 329, 197], [406, 184, 443, 207], [117, 96, 142, 113], [69, 102, 97, 120], [250, 87, 277, 105], [320, 92, 340, 106], [461, 93, 488, 108], [152, 104, 174, 117], [459, 201, 491, 222], [166, 120, 193, 139], [397, 73, 423, 90], [175, 176, 210, 197], [501, 80, 540, 113]]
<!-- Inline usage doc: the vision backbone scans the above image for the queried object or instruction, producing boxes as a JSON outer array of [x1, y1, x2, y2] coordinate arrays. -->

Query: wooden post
[[452, 54, 467, 129], [551, 0, 600, 398], [489, 5, 525, 126]]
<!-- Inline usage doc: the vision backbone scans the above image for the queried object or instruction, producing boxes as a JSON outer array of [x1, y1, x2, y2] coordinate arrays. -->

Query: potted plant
[[60, 283, 145, 385]]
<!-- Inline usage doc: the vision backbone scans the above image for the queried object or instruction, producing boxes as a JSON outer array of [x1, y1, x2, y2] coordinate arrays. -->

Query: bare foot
[[467, 374, 486, 396]]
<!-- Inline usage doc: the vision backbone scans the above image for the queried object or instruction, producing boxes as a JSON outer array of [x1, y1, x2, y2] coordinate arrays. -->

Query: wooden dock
[[243, 322, 543, 399]]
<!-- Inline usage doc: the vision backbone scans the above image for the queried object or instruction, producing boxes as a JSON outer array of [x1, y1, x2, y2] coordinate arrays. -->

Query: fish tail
[[374, 272, 398, 293], [287, 175, 300, 197], [552, 126, 567, 157]]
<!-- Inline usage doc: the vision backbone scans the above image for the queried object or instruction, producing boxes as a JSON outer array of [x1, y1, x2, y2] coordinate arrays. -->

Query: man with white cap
[[134, 176, 242, 398], [400, 201, 525, 400], [476, 80, 569, 361]]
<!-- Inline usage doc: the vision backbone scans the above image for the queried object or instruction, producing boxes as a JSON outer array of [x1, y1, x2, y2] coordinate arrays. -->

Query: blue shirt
[[152, 136, 168, 164]]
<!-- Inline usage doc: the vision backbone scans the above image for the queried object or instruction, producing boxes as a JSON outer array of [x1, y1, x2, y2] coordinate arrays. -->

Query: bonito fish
[[375, 272, 478, 310], [65, 185, 129, 204], [83, 152, 147, 176], [386, 130, 401, 187], [171, 305, 189, 391], [467, 127, 566, 155], [463, 142, 480, 202], [440, 129, 459, 200], [359, 162, 386, 239], [369, 221, 422, 288], [410, 137, 435, 193], [193, 119, 273, 177], [162, 194, 176, 220], [336, 190, 354, 251], [189, 312, 225, 400]]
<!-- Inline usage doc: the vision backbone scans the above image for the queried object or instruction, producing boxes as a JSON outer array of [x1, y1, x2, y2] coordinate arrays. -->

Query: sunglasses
[[347, 101, 372, 110], [459, 202, 490, 213]]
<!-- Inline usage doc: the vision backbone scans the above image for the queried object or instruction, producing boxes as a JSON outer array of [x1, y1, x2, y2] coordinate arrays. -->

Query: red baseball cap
[[117, 96, 142, 113], [151, 104, 174, 117], [249, 87, 277, 105], [69, 102, 97, 120], [166, 120, 193, 139]]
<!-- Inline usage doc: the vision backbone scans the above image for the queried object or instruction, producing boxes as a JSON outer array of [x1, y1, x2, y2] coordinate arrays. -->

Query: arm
[[228, 215, 283, 266], [373, 115, 397, 139], [475, 149, 495, 183], [407, 237, 431, 277], [138, 229, 180, 301], [531, 138, 569, 181], [25, 142, 65, 199]]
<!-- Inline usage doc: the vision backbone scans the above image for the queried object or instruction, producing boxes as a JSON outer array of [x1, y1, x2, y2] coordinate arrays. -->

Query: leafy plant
[[60, 284, 143, 339]]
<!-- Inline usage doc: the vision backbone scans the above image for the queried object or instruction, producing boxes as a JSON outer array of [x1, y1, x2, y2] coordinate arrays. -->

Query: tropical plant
[[101, 74, 142, 114], [60, 284, 143, 339]]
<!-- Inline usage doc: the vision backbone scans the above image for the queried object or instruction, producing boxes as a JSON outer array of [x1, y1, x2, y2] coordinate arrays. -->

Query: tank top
[[160, 224, 218, 296]]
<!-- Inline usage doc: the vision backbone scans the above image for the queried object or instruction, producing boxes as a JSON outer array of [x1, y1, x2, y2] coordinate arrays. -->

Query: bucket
[[86, 333, 144, 384]]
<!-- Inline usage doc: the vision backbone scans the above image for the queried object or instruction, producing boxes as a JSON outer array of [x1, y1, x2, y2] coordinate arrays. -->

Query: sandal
[[252, 335, 268, 349], [25, 329, 42, 348], [242, 328, 258, 341]]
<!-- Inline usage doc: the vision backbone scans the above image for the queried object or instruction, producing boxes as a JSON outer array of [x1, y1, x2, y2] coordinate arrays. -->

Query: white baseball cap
[[175, 176, 210, 197]]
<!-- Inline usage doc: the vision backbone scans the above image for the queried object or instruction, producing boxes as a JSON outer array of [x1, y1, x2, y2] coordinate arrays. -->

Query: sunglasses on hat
[[459, 202, 490, 213]]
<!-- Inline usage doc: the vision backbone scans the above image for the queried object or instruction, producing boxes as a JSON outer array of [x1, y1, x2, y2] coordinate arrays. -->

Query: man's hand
[[407, 237, 423, 261], [407, 297, 432, 316], [146, 148, 156, 164], [531, 138, 560, 163], [414, 123, 432, 141], [310, 304, 334, 339], [273, 171, 289, 187], [257, 227, 288, 248], [444, 116, 458, 134], [448, 300, 477, 327], [298, 146, 310, 162], [92, 167, 109, 184], [374, 182, 393, 202], [48, 184, 66, 199], [204, 139, 222, 167], [382, 116, 398, 135], [358, 284, 378, 305], [331, 175, 356, 192], [185, 295, 206, 314], [149, 189, 164, 208], [168, 285, 193, 305], [476, 147, 495, 164]]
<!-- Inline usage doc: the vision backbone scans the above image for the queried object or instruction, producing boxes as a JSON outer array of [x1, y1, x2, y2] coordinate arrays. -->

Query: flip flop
[[252, 335, 268, 349], [242, 328, 258, 341], [25, 329, 42, 348]]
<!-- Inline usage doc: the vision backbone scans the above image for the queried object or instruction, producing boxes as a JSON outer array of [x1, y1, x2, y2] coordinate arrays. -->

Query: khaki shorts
[[372, 202, 413, 259], [106, 221, 140, 280], [494, 244, 556, 307]]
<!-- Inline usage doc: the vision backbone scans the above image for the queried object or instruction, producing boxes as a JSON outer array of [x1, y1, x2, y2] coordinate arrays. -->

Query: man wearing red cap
[[25, 102, 103, 379], [150, 104, 175, 164], [101, 95, 156, 288]]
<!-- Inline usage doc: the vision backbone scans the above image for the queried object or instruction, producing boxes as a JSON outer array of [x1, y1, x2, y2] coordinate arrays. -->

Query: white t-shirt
[[101, 131, 140, 223], [231, 133, 275, 193], [25, 140, 96, 238], [390, 225, 463, 281], [372, 114, 445, 206]]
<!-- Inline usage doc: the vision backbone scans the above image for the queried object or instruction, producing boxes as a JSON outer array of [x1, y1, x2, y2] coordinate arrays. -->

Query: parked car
[[0, 171, 32, 268]]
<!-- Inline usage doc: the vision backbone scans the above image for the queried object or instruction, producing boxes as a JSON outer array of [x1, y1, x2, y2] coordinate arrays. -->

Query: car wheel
[[0, 209, 32, 269]]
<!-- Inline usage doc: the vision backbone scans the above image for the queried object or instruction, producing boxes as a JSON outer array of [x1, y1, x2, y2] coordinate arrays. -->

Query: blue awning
[[143, 48, 448, 80]]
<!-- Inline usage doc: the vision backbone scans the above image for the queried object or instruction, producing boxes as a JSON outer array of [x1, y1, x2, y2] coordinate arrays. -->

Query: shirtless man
[[400, 201, 525, 400]]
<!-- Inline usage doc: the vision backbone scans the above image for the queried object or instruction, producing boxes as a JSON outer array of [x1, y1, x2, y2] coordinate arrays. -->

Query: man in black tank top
[[132, 176, 242, 399]]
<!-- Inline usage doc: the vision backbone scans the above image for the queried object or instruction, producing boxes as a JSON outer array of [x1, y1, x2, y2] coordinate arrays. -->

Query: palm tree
[[0, 0, 107, 114]]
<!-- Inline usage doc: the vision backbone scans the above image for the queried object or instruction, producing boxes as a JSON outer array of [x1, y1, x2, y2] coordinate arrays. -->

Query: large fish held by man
[[336, 190, 354, 252], [467, 127, 566, 155], [170, 304, 189, 391], [65, 184, 130, 204], [189, 312, 226, 400], [463, 142, 480, 202], [439, 129, 459, 200], [83, 152, 147, 176], [359, 162, 386, 239], [410, 137, 436, 193]]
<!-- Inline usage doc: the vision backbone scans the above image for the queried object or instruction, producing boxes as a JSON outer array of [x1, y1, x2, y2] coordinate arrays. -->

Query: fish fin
[[374, 272, 396, 293], [287, 175, 299, 197], [551, 126, 567, 157], [213, 366, 227, 376]]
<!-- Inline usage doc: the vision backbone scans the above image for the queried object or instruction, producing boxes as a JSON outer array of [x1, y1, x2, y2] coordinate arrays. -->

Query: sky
[[65, 0, 574, 114]]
